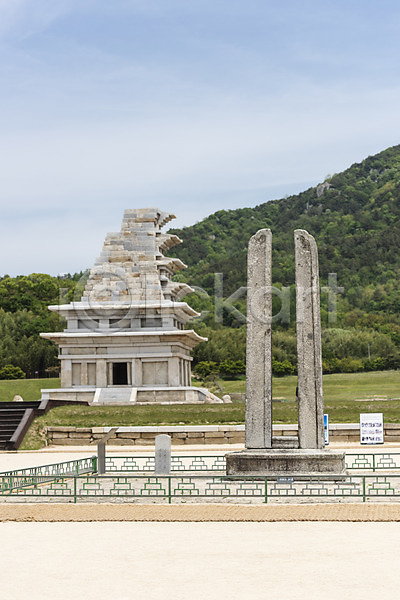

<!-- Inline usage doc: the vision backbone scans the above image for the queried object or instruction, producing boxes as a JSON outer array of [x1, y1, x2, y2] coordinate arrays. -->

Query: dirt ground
[[1, 502, 400, 521], [0, 521, 399, 600]]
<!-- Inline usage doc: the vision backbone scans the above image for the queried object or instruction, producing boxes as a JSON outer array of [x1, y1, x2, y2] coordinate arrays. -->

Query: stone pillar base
[[225, 449, 346, 477]]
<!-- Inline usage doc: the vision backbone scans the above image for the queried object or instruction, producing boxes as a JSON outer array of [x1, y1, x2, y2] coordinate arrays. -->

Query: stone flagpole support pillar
[[295, 229, 325, 450], [226, 228, 346, 477], [245, 229, 272, 449]]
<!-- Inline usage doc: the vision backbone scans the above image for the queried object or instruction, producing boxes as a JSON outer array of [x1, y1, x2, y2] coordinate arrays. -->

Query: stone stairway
[[0, 398, 90, 450], [0, 402, 41, 450]]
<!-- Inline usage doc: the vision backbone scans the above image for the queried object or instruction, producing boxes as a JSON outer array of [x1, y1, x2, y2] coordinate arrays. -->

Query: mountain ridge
[[169, 144, 400, 302]]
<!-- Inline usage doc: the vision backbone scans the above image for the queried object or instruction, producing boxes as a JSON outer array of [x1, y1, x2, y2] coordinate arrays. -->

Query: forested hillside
[[1, 145, 400, 379], [0, 273, 81, 378], [169, 144, 400, 377], [170, 144, 400, 299]]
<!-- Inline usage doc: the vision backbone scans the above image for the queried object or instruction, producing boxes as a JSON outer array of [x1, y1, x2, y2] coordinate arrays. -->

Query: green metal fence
[[2, 452, 400, 504], [0, 457, 96, 493], [104, 452, 400, 473], [1, 473, 400, 503]]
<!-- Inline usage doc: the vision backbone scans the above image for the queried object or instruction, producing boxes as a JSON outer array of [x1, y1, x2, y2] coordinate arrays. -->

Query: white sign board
[[360, 413, 384, 445]]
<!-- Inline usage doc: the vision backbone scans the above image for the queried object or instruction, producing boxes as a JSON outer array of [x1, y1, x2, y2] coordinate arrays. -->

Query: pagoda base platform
[[40, 386, 223, 405], [225, 448, 346, 478]]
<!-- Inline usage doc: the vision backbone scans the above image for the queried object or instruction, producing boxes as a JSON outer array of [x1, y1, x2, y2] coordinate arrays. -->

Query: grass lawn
[[222, 370, 400, 402], [0, 378, 60, 402], [1, 371, 399, 449]]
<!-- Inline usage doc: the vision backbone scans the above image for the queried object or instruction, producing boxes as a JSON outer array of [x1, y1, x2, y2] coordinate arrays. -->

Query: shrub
[[219, 359, 245, 378], [193, 361, 219, 379], [0, 364, 26, 380], [272, 359, 296, 377]]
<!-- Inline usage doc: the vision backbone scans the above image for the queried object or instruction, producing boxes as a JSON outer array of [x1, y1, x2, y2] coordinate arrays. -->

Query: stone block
[[225, 432, 245, 441], [69, 432, 92, 439], [217, 425, 238, 432], [186, 432, 205, 438], [108, 438, 134, 446], [128, 426, 157, 432], [47, 426, 76, 432], [50, 438, 90, 446], [92, 433, 109, 440], [331, 430, 358, 437], [185, 425, 215, 432], [171, 438, 185, 445]]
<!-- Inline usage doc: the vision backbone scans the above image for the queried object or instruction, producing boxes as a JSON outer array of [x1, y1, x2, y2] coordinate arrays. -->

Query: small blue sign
[[324, 414, 329, 446]]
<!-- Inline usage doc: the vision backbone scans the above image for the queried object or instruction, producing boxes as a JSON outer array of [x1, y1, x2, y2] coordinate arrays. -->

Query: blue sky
[[1, 0, 400, 275]]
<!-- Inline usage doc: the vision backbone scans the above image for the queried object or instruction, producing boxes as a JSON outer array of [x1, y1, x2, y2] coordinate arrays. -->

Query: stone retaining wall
[[46, 423, 400, 446]]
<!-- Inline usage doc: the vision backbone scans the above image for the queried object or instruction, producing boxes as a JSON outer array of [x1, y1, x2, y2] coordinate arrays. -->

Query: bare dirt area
[[1, 502, 400, 521], [1, 521, 400, 600]]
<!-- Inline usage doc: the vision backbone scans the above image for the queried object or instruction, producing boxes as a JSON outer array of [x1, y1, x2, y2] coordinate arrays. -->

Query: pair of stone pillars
[[226, 229, 345, 476]]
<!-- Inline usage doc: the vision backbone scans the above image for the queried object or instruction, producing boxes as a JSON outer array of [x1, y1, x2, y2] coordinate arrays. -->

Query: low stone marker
[[155, 434, 171, 475]]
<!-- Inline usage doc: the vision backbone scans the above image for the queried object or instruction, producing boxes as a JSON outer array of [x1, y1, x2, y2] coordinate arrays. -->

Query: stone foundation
[[225, 449, 346, 477], [41, 386, 222, 405], [45, 424, 400, 446]]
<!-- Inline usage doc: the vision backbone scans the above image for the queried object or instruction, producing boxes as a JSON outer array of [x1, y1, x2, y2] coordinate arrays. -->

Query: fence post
[[98, 442, 106, 475], [96, 428, 118, 474], [362, 476, 366, 503], [264, 478, 268, 503]]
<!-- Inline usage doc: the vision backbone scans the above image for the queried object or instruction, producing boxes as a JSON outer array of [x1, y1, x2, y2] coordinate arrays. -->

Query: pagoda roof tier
[[156, 256, 187, 273], [156, 233, 183, 252], [41, 329, 207, 349], [122, 209, 176, 229], [47, 300, 199, 319], [78, 208, 191, 304]]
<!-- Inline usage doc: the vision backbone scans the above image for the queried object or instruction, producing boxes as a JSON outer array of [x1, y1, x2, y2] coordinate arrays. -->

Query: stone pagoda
[[40, 208, 221, 405]]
